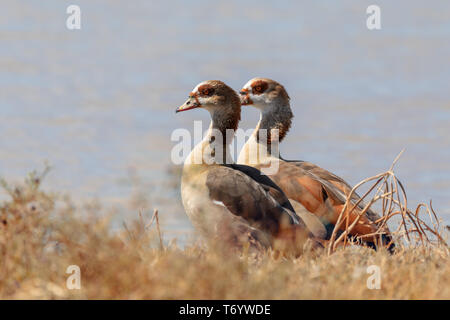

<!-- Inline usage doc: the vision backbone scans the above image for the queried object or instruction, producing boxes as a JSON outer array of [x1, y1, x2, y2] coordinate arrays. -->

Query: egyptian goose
[[176, 80, 319, 254], [237, 78, 394, 251]]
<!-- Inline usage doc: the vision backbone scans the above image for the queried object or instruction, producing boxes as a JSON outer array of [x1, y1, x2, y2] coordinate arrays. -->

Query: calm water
[[1, 1, 449, 241]]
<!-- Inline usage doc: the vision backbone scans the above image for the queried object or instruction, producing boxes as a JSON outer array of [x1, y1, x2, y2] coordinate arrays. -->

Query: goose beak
[[176, 96, 201, 113], [239, 89, 253, 106]]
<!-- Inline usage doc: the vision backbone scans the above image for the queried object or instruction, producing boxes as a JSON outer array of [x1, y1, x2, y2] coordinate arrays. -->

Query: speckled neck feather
[[209, 81, 241, 145], [256, 99, 293, 145], [204, 82, 241, 164]]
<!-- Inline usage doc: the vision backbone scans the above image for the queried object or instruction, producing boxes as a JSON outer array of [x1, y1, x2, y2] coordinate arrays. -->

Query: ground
[[0, 170, 448, 299]]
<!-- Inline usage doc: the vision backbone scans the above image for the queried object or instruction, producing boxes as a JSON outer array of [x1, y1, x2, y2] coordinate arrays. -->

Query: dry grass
[[0, 166, 449, 300]]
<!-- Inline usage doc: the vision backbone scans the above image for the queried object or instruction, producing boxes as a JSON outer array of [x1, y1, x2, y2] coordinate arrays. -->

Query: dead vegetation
[[328, 150, 448, 254], [0, 164, 448, 299]]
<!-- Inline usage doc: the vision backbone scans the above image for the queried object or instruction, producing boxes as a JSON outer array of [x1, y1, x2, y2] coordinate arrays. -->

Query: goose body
[[177, 80, 316, 253], [238, 78, 394, 251]]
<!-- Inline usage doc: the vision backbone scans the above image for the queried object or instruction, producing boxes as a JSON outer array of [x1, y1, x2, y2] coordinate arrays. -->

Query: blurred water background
[[1, 1, 449, 243]]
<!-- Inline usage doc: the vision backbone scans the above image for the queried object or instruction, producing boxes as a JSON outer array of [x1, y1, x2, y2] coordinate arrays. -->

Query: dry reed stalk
[[327, 150, 448, 255], [154, 210, 164, 250]]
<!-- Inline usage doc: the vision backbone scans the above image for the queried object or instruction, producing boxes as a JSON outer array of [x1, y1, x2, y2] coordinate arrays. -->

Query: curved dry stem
[[327, 151, 448, 255]]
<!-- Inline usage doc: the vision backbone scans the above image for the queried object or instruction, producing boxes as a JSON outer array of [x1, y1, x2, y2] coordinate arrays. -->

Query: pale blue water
[[1, 1, 449, 241]]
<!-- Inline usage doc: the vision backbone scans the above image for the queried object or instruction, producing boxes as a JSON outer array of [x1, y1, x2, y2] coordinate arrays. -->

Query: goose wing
[[205, 164, 308, 236]]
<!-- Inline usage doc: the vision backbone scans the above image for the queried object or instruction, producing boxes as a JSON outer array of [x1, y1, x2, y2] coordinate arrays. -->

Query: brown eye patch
[[251, 80, 268, 95], [197, 84, 215, 97]]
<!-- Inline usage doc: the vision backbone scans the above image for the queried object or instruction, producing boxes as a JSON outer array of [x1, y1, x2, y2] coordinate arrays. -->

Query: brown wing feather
[[260, 161, 384, 239], [293, 161, 394, 251], [269, 160, 394, 251], [291, 161, 386, 225]]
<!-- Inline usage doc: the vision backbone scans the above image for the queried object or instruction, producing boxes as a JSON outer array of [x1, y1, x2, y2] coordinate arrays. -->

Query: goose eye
[[198, 85, 214, 96], [251, 81, 267, 95]]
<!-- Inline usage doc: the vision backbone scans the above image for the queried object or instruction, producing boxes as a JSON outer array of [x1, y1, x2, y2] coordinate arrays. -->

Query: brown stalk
[[327, 150, 448, 255]]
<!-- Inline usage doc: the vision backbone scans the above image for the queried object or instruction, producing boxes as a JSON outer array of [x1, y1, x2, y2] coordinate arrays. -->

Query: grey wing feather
[[206, 165, 303, 236]]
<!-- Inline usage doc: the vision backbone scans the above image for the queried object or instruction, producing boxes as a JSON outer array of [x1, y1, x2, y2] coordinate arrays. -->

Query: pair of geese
[[176, 78, 394, 255]]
